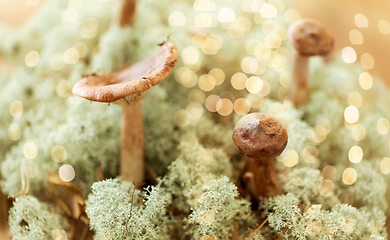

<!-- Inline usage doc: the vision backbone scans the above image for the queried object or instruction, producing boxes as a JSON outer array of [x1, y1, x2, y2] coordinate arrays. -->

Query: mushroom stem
[[290, 51, 309, 107], [118, 0, 137, 27], [248, 157, 284, 198], [120, 100, 144, 184]]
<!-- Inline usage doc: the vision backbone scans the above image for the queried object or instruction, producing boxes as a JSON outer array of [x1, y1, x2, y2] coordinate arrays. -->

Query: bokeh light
[[174, 110, 191, 127], [25, 51, 40, 67], [246, 76, 263, 93], [62, 8, 78, 22], [218, 8, 235, 23], [360, 53, 375, 69], [358, 72, 373, 90], [216, 98, 233, 116], [380, 157, 390, 174], [344, 106, 359, 124], [169, 11, 186, 26], [231, 72, 247, 90], [260, 4, 277, 18], [378, 20, 390, 34], [182, 46, 200, 65], [377, 118, 389, 135], [354, 13, 368, 28], [188, 89, 205, 104], [322, 165, 337, 181], [8, 123, 22, 141], [351, 124, 366, 141], [246, 93, 264, 108], [10, 100, 23, 117], [81, 19, 98, 38], [205, 95, 221, 112], [186, 102, 203, 119], [281, 150, 298, 167], [50, 54, 65, 70], [52, 145, 67, 163], [56, 80, 72, 98], [349, 29, 363, 45], [23, 142, 38, 160], [319, 180, 334, 197], [63, 48, 80, 64], [342, 168, 357, 185], [233, 98, 251, 115], [181, 132, 199, 151], [284, 9, 300, 23], [348, 146, 363, 163], [302, 146, 319, 163], [341, 47, 357, 63], [348, 91, 362, 108], [59, 164, 75, 182]]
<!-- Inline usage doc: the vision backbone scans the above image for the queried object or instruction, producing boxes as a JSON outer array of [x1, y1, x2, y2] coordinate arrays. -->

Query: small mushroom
[[118, 0, 137, 27], [232, 113, 287, 198], [288, 18, 334, 107], [72, 41, 178, 184]]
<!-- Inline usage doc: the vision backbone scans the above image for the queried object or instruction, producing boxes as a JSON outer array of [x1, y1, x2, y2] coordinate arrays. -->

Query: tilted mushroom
[[72, 41, 178, 184], [233, 113, 287, 198], [288, 18, 334, 107]]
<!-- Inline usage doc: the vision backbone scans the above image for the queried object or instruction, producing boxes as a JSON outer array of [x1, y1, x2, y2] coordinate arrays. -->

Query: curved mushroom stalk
[[72, 41, 179, 184]]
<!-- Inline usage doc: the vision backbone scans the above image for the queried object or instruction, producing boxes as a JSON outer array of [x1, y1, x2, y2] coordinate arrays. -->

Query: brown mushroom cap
[[232, 113, 288, 160], [72, 41, 178, 104], [288, 18, 334, 57]]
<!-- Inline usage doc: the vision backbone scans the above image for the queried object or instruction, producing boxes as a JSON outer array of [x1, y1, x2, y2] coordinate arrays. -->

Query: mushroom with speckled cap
[[288, 18, 334, 107], [233, 113, 287, 198], [72, 41, 178, 184]]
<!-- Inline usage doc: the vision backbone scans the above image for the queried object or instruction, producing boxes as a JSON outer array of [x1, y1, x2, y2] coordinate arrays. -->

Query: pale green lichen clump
[[0, 0, 389, 239]]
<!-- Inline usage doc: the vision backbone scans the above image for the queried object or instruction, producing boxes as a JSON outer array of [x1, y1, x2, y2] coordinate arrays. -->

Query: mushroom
[[232, 113, 287, 198], [288, 18, 334, 107], [72, 41, 178, 184], [117, 0, 137, 27]]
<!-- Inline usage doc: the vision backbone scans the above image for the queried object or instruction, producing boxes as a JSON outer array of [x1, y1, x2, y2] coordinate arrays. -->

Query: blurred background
[[5, 0, 389, 85]]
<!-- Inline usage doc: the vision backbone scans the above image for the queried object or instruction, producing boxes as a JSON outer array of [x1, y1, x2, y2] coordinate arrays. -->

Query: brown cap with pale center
[[72, 41, 178, 104], [288, 18, 334, 57], [232, 113, 288, 160]]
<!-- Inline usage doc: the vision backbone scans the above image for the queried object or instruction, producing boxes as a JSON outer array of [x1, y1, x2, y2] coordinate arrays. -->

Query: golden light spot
[[188, 89, 205, 105], [279, 71, 290, 87], [349, 29, 363, 45], [322, 165, 337, 181], [319, 180, 334, 197], [81, 21, 98, 38], [169, 11, 186, 26], [50, 54, 65, 70], [216, 98, 233, 116], [344, 106, 359, 124], [23, 142, 38, 160], [197, 148, 213, 165], [187, 102, 203, 119], [377, 118, 389, 135], [359, 72, 373, 90], [269, 0, 285, 11], [322, 224, 337, 237], [380, 157, 390, 174], [354, 13, 368, 28], [351, 124, 366, 141], [218, 8, 235, 23], [260, 4, 277, 18], [378, 20, 390, 34], [228, 22, 246, 38], [341, 218, 356, 233], [312, 130, 327, 143], [246, 76, 263, 93], [272, 54, 289, 71], [281, 150, 298, 167], [174, 110, 191, 127], [193, 0, 215, 11], [348, 146, 363, 163], [261, 19, 277, 34], [73, 42, 88, 58], [26, 161, 39, 178], [209, 68, 225, 85], [180, 69, 198, 88], [317, 118, 331, 133], [200, 236, 216, 240], [265, 33, 282, 49], [8, 123, 22, 141], [52, 229, 68, 240], [250, 0, 265, 12], [284, 9, 300, 23], [198, 210, 215, 225], [26, 0, 40, 6], [59, 164, 75, 182], [181, 132, 199, 151], [306, 220, 322, 235], [62, 8, 78, 22], [192, 33, 208, 48], [315, 125, 328, 136], [245, 39, 260, 55], [63, 48, 80, 64], [236, 16, 252, 31], [205, 95, 221, 112], [360, 53, 375, 69], [253, 42, 271, 59], [348, 91, 362, 108], [340, 192, 354, 205], [198, 74, 216, 92], [233, 98, 251, 115], [246, 93, 264, 108], [304, 205, 321, 220], [302, 146, 319, 163], [240, 57, 256, 74], [342, 168, 357, 185], [25, 51, 39, 67], [182, 46, 200, 65], [10, 100, 23, 117], [68, 0, 84, 9], [341, 47, 357, 63], [194, 13, 217, 28], [52, 146, 67, 163], [56, 80, 72, 98], [201, 38, 220, 55]]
